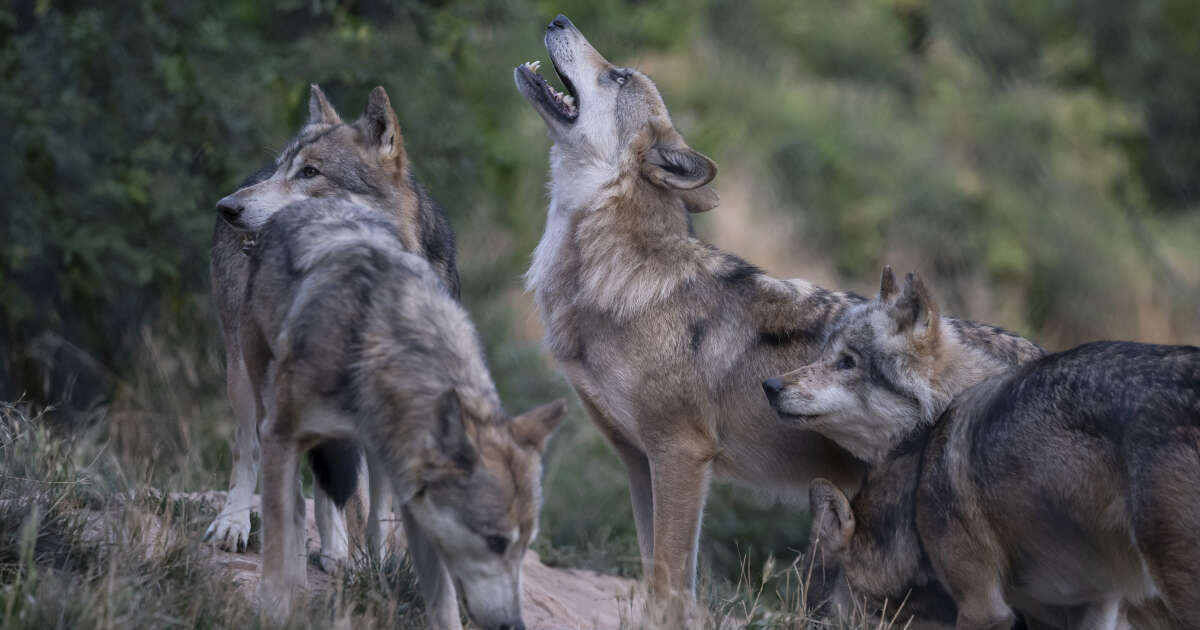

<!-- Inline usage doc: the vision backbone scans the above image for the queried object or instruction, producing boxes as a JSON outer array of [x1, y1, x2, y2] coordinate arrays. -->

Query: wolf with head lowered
[[244, 199, 564, 629], [769, 269, 1200, 629], [207, 85, 459, 569], [512, 14, 1016, 610]]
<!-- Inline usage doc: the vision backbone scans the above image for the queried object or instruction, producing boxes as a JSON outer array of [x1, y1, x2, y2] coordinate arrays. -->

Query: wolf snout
[[762, 377, 783, 404], [548, 14, 572, 31], [216, 196, 245, 222]]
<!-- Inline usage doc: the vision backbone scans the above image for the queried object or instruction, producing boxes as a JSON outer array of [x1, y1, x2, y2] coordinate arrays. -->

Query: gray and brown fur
[[763, 266, 1044, 463], [514, 14, 870, 610], [242, 199, 563, 629], [791, 274, 1200, 629], [206, 85, 458, 570]]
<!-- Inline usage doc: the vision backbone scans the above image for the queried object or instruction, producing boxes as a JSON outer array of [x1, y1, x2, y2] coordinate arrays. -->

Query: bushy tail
[[308, 438, 360, 508]]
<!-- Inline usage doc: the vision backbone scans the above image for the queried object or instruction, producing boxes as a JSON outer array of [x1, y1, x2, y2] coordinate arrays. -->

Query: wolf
[[242, 198, 564, 629], [513, 13, 877, 608], [772, 272, 1200, 629], [205, 84, 459, 570], [762, 267, 1045, 463]]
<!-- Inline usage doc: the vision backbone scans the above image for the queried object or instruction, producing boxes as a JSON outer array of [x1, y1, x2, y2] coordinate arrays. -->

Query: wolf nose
[[216, 196, 244, 221], [762, 378, 783, 404], [549, 14, 571, 30]]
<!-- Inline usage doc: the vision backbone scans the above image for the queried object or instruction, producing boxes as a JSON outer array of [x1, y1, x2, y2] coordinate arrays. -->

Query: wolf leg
[[402, 506, 463, 630], [578, 392, 654, 572], [612, 438, 654, 573], [259, 431, 306, 618], [1132, 446, 1200, 629], [648, 440, 713, 615], [1071, 599, 1121, 630], [365, 455, 389, 563], [205, 353, 259, 551], [313, 484, 349, 573], [954, 580, 1015, 630]]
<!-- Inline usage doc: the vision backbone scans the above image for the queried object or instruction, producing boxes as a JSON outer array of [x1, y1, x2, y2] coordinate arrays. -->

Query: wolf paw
[[204, 510, 252, 552]]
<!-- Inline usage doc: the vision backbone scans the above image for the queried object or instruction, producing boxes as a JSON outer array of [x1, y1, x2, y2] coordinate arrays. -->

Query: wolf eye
[[836, 354, 856, 370], [609, 69, 629, 86], [485, 535, 509, 554], [300, 165, 320, 178]]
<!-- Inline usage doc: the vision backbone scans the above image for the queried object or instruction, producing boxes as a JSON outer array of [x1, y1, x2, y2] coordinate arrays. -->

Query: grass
[[0, 400, 434, 629], [0, 394, 920, 629]]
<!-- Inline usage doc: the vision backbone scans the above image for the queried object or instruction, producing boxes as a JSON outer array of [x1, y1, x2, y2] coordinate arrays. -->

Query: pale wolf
[[771, 272, 1200, 629], [206, 85, 459, 570], [242, 199, 564, 629], [514, 13, 873, 607]]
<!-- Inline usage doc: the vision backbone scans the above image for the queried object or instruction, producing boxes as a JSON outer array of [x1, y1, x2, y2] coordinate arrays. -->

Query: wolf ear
[[434, 389, 477, 472], [361, 86, 405, 163], [678, 185, 720, 214], [809, 478, 854, 552], [878, 265, 898, 302], [641, 133, 718, 209], [510, 399, 567, 453], [308, 84, 342, 126], [889, 272, 940, 339]]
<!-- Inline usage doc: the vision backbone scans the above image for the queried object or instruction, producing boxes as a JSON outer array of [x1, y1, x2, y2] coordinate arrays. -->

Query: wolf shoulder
[[938, 340, 1200, 452], [250, 198, 445, 290]]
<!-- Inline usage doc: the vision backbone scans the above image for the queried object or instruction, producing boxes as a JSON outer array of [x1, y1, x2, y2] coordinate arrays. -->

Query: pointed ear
[[809, 478, 855, 553], [434, 389, 477, 472], [307, 84, 342, 126], [889, 272, 940, 339], [361, 86, 405, 162], [641, 134, 717, 192], [509, 399, 566, 453], [878, 265, 898, 302]]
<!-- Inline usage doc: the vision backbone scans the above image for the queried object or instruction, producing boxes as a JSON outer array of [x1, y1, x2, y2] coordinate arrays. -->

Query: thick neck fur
[[527, 138, 717, 321], [917, 319, 1043, 427], [846, 429, 956, 625]]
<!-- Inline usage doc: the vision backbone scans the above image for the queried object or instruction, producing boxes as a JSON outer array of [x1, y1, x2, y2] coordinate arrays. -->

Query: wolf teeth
[[563, 95, 575, 106], [523, 60, 542, 72]]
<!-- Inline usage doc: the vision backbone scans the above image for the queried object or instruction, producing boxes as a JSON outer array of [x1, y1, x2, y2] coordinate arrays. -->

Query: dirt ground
[[182, 492, 643, 630]]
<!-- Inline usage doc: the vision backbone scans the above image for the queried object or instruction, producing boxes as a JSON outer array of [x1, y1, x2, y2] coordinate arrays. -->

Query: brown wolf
[[514, 13, 873, 608], [243, 198, 563, 629], [777, 271, 1200, 629], [206, 85, 458, 570]]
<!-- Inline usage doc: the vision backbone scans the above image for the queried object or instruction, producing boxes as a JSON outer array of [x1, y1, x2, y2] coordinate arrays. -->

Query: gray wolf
[[242, 198, 564, 629], [514, 13, 871, 609], [206, 84, 459, 570], [778, 272, 1200, 629], [762, 266, 1044, 463]]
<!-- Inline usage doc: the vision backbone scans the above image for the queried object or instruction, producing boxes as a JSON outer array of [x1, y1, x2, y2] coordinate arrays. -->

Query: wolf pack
[[203, 14, 1200, 630]]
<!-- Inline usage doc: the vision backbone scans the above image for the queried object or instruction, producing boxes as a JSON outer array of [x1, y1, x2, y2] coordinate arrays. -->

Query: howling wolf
[[514, 13, 870, 609]]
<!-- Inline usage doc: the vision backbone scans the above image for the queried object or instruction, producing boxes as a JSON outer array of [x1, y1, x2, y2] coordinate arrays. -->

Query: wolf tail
[[308, 438, 360, 508]]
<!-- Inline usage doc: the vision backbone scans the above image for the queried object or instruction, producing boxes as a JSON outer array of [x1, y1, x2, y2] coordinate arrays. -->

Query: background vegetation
[[2, 0, 1199, 624]]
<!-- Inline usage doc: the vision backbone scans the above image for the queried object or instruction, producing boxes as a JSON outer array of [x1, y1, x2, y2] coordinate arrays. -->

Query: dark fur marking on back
[[412, 173, 460, 299], [716, 257, 764, 286], [758, 328, 819, 347], [688, 321, 706, 354]]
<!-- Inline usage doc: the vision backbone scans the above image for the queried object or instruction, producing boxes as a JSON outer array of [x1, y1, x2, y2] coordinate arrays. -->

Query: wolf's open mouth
[[517, 59, 578, 123]]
